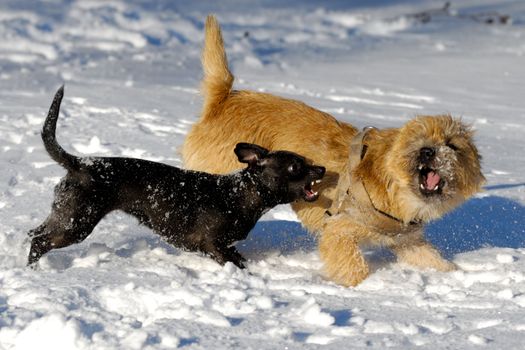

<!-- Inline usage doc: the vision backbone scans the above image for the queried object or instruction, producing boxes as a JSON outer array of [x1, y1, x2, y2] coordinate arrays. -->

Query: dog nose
[[420, 147, 435, 163], [314, 166, 326, 178]]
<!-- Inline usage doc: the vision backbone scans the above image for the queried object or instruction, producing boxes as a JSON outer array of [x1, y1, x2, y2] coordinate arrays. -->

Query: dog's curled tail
[[42, 86, 79, 171], [201, 15, 234, 116]]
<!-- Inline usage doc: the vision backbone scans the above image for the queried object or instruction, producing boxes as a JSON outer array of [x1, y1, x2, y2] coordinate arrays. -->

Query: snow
[[0, 0, 524, 349]]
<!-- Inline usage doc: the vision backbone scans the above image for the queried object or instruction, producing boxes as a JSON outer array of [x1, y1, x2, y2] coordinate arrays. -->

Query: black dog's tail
[[42, 86, 80, 171]]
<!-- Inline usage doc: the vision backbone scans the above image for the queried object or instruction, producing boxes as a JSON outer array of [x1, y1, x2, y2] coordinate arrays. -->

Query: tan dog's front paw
[[325, 262, 369, 287], [394, 242, 457, 272], [434, 259, 458, 272], [319, 224, 369, 287]]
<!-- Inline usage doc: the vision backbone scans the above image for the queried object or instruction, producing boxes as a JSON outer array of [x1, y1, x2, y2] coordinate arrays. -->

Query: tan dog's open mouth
[[418, 165, 445, 196]]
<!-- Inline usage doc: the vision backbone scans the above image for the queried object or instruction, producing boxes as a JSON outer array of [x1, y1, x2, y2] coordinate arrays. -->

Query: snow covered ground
[[0, 0, 524, 348]]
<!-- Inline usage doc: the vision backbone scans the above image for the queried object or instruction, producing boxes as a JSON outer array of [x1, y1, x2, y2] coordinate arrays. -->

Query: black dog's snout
[[420, 147, 435, 163], [312, 166, 326, 178]]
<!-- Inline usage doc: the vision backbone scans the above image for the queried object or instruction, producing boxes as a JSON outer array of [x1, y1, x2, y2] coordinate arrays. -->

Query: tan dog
[[182, 16, 485, 286]]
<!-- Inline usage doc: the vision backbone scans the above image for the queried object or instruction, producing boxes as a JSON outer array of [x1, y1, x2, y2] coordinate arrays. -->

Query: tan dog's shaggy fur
[[182, 16, 485, 286]]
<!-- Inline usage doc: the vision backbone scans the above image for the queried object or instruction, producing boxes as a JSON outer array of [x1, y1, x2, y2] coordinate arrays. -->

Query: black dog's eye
[[446, 142, 458, 151], [288, 163, 301, 174]]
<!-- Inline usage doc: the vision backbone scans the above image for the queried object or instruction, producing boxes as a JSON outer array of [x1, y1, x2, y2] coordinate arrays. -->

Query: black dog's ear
[[234, 143, 269, 167]]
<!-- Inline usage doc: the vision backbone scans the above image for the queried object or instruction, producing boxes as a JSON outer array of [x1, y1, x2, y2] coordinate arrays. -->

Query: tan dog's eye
[[446, 142, 458, 151]]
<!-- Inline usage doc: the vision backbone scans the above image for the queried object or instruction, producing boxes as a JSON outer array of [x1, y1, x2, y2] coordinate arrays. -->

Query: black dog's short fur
[[27, 87, 325, 267]]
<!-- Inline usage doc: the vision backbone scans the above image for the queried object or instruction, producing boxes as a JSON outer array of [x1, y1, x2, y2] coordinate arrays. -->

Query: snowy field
[[1, 0, 524, 349]]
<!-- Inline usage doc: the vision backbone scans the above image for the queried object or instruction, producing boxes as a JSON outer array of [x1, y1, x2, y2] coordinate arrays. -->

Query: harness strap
[[325, 126, 422, 228], [326, 127, 375, 216]]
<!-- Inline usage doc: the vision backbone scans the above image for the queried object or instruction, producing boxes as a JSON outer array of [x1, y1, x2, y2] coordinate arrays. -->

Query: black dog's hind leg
[[28, 212, 107, 266], [27, 185, 110, 265]]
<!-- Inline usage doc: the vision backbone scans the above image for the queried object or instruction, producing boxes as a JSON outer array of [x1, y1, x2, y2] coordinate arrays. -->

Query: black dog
[[27, 87, 325, 268]]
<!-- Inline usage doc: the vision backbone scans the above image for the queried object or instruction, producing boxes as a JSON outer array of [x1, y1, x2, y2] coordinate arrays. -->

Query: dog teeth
[[420, 184, 441, 192], [315, 179, 322, 184], [418, 164, 424, 170]]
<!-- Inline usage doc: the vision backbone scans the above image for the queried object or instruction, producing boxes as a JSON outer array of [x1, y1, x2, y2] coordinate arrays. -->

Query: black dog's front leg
[[224, 245, 246, 268], [206, 244, 246, 269]]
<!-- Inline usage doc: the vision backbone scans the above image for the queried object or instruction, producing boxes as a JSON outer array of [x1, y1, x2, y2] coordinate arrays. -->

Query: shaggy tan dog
[[182, 16, 485, 286]]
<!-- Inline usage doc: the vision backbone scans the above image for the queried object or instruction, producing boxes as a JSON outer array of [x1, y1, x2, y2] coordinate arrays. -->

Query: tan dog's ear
[[234, 143, 269, 167]]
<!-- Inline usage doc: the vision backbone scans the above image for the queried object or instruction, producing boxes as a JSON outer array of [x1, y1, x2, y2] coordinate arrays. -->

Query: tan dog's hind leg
[[319, 216, 369, 287], [392, 238, 457, 272]]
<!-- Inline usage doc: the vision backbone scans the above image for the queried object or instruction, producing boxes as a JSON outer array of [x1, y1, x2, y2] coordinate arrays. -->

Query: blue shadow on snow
[[239, 195, 525, 259], [237, 220, 316, 258], [427, 195, 525, 258]]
